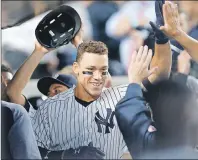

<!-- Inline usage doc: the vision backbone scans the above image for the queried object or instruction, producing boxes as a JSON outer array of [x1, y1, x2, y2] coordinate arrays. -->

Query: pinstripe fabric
[[30, 84, 129, 159]]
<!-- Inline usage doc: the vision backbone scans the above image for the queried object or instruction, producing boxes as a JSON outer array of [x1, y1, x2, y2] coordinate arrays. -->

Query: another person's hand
[[34, 41, 52, 54], [72, 25, 84, 48], [160, 1, 183, 38], [177, 50, 191, 75], [128, 46, 158, 85], [149, 0, 169, 44]]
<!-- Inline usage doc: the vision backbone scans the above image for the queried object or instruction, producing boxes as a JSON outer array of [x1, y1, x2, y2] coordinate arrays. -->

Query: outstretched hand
[[128, 46, 158, 85], [160, 1, 182, 38], [34, 41, 53, 54], [149, 0, 169, 44], [71, 25, 84, 49]]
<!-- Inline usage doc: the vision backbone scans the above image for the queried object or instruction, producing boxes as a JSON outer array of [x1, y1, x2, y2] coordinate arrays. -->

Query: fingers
[[148, 66, 158, 77], [143, 49, 153, 68], [140, 46, 149, 63], [173, 3, 179, 19], [165, 1, 178, 19], [162, 2, 168, 26], [136, 46, 144, 61], [128, 46, 154, 84], [131, 45, 150, 64], [162, 1, 175, 25], [131, 50, 137, 63]]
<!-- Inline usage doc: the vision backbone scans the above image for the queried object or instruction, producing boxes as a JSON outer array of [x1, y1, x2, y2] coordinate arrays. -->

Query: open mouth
[[90, 82, 102, 87]]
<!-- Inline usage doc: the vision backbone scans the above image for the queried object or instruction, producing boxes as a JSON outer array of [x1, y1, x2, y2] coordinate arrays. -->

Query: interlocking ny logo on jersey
[[95, 108, 115, 134]]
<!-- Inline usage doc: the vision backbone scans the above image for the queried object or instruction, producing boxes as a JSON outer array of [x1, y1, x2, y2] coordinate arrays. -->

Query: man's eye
[[55, 89, 61, 94], [102, 71, 108, 75], [82, 71, 93, 75]]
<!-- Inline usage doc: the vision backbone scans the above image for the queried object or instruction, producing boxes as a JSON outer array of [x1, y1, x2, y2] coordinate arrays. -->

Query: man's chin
[[89, 90, 102, 99]]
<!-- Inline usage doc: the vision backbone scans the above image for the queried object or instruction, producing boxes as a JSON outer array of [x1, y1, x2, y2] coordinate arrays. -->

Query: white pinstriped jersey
[[29, 84, 128, 159]]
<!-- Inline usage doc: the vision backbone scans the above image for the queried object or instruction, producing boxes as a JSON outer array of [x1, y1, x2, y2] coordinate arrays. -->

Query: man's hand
[[71, 26, 84, 49], [177, 50, 191, 75], [160, 1, 182, 38], [34, 41, 52, 54], [128, 46, 158, 85], [149, 0, 169, 44]]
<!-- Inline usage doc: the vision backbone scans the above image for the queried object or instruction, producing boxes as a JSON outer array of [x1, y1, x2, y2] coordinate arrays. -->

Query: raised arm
[[149, 42, 171, 83], [6, 42, 50, 106], [116, 46, 156, 158], [147, 0, 172, 84], [160, 1, 198, 62], [6, 25, 83, 107]]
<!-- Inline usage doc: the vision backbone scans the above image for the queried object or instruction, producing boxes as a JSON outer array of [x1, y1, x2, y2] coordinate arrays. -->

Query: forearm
[[174, 30, 198, 62], [6, 51, 46, 105], [149, 42, 172, 83]]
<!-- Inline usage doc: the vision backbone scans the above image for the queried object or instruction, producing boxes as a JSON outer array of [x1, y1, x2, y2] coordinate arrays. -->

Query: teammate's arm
[[147, 0, 172, 84], [160, 1, 198, 62], [117, 45, 156, 158], [6, 42, 51, 106], [148, 43, 171, 83], [72, 27, 84, 48]]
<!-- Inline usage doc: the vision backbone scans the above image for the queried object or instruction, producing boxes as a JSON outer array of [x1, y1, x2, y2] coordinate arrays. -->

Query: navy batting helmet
[[35, 5, 81, 48]]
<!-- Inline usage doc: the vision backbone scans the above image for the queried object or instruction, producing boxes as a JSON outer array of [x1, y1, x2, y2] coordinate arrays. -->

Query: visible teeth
[[92, 83, 100, 86]]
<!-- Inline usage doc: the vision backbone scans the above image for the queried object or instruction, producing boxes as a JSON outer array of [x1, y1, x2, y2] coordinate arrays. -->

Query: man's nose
[[93, 71, 102, 80]]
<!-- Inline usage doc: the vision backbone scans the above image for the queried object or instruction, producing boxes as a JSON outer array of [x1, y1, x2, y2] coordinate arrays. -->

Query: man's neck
[[74, 84, 97, 102]]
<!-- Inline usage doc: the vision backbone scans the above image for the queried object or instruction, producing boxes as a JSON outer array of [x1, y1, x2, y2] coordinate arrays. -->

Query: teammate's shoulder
[[39, 87, 75, 105]]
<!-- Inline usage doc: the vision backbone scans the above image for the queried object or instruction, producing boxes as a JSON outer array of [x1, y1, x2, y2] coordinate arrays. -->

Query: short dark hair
[[1, 64, 13, 74], [76, 40, 108, 62], [144, 80, 194, 144]]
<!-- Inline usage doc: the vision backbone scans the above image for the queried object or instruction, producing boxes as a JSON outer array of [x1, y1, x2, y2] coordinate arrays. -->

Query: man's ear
[[72, 62, 79, 76]]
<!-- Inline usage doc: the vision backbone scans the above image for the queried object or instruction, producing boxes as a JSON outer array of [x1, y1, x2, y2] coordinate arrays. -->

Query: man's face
[[47, 83, 69, 97], [74, 52, 109, 99]]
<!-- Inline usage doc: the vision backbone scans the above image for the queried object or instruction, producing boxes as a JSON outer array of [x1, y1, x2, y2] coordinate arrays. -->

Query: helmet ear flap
[[35, 5, 81, 49]]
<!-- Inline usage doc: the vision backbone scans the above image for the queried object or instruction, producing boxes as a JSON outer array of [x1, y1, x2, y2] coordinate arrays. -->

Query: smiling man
[[30, 41, 128, 159], [73, 41, 109, 100]]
